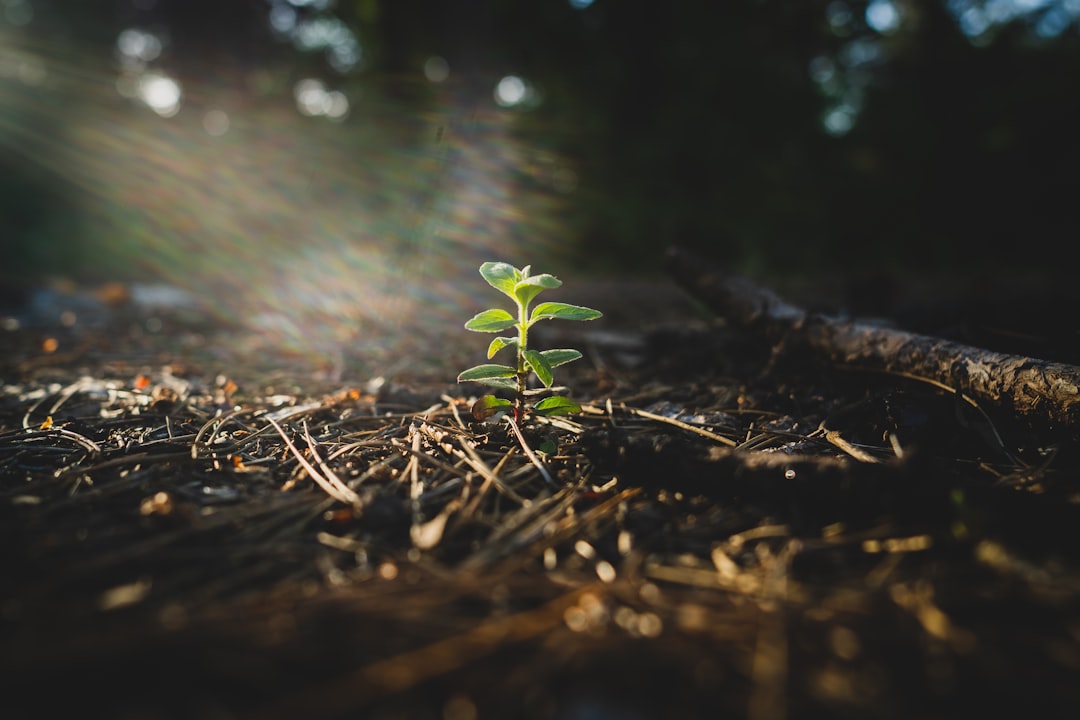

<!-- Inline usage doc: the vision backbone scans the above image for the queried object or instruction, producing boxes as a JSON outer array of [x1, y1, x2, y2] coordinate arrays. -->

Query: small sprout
[[458, 261, 601, 419]]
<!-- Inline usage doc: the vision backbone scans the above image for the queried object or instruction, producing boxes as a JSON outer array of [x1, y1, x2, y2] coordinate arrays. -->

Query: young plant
[[458, 261, 602, 420]]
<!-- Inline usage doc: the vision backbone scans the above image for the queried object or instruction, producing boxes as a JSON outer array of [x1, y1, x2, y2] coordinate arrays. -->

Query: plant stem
[[506, 413, 556, 488], [515, 299, 529, 413]]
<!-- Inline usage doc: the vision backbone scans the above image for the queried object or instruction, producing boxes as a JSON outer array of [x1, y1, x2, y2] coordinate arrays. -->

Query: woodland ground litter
[[2, 268, 1079, 720]]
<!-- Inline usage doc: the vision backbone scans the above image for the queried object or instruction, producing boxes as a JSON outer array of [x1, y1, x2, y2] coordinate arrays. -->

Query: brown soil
[[2, 272, 1079, 720]]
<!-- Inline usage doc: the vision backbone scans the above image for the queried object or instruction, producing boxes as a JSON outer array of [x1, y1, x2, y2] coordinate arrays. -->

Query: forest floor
[[2, 261, 1079, 720]]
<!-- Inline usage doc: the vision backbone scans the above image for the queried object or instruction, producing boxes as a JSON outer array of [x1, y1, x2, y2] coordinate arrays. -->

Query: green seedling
[[458, 261, 602, 421]]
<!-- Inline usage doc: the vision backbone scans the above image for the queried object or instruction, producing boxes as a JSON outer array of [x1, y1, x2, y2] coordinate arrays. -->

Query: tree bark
[[666, 247, 1080, 441]]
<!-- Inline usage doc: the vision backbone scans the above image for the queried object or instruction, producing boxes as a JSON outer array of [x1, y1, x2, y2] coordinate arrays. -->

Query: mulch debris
[[1, 279, 1079, 720]]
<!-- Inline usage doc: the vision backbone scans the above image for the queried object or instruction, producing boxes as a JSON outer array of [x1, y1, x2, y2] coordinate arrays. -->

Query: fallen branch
[[666, 247, 1080, 441]]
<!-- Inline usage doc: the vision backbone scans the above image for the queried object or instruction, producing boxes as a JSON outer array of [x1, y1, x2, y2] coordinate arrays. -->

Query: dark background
[[2, 0, 1079, 307]]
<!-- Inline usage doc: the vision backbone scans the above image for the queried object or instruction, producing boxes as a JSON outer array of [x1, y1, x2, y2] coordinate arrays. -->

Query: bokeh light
[[495, 75, 526, 107], [0, 5, 577, 372], [3, 0, 32, 27], [202, 109, 229, 136], [494, 75, 538, 108], [268, 0, 362, 73], [137, 72, 181, 117], [823, 105, 856, 136], [814, 0, 1080, 135], [116, 28, 162, 64], [293, 78, 348, 120], [947, 0, 1080, 40], [424, 56, 450, 83], [826, 1, 854, 33], [866, 0, 902, 34]]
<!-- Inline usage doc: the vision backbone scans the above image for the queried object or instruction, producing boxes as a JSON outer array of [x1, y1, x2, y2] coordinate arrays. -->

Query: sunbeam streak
[[2, 17, 580, 370]]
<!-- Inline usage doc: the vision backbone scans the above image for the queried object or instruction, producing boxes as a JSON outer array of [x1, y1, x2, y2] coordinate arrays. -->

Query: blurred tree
[[472, 0, 1080, 282], [2, 0, 1078, 290]]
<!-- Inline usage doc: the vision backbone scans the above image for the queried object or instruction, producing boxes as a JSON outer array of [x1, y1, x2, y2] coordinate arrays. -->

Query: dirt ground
[[2, 268, 1079, 720]]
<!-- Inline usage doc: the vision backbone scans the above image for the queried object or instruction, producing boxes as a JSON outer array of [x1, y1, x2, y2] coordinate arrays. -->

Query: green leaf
[[472, 377, 519, 390], [530, 302, 603, 324], [524, 273, 561, 289], [457, 364, 516, 382], [464, 308, 516, 333], [512, 274, 561, 308], [478, 262, 521, 299], [471, 395, 513, 420], [523, 349, 553, 387], [534, 396, 582, 416], [486, 336, 519, 359], [539, 349, 582, 368]]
